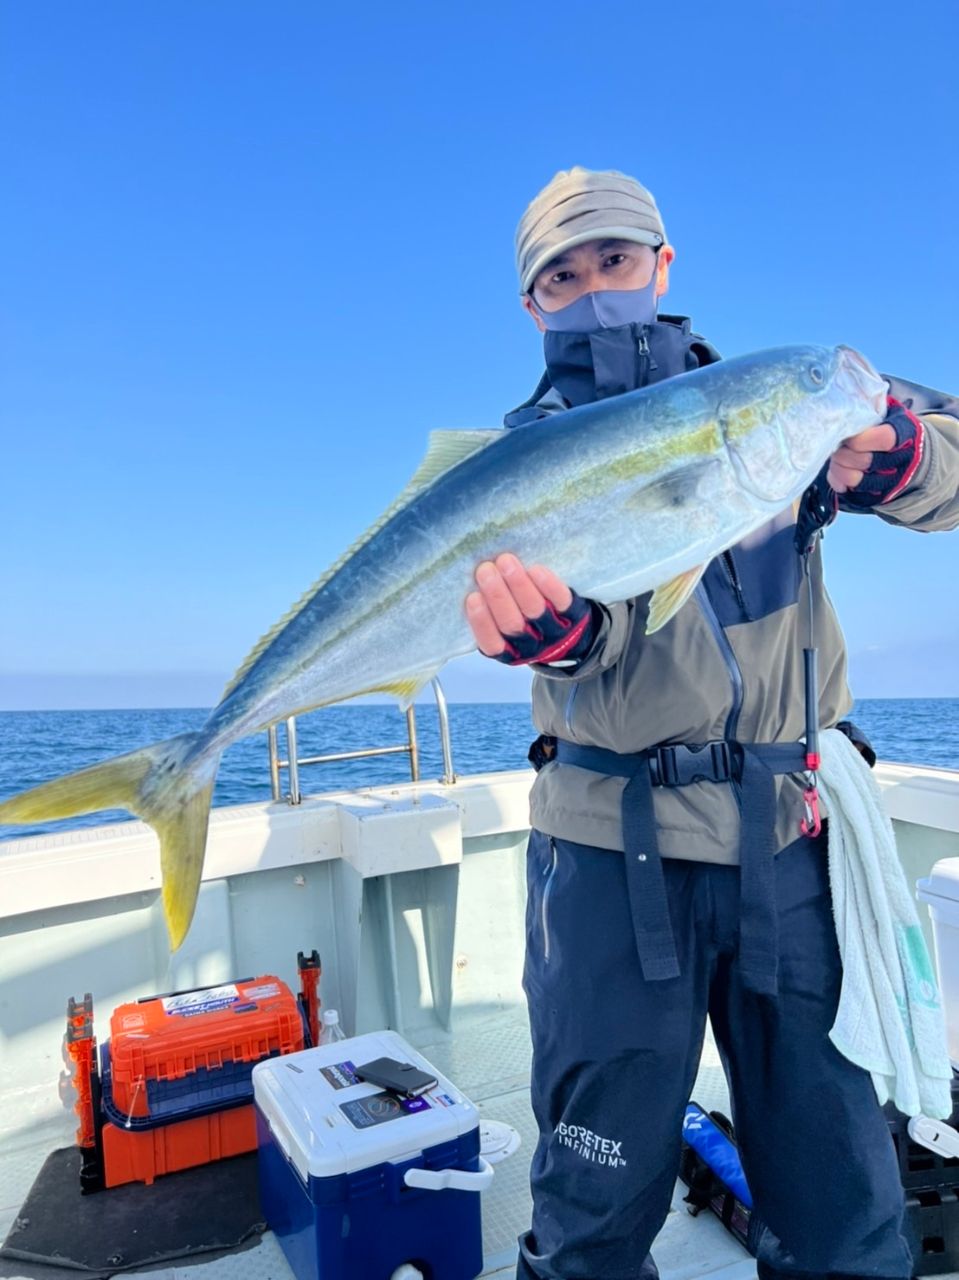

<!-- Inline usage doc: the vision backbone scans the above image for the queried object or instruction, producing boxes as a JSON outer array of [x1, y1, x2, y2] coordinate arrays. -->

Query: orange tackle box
[[68, 953, 321, 1190]]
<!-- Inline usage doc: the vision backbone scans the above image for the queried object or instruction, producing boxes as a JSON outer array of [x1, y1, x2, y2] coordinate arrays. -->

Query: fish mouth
[[836, 345, 888, 418]]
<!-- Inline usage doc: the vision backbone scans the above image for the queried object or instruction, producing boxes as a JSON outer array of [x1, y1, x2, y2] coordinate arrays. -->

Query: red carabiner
[[800, 785, 822, 838]]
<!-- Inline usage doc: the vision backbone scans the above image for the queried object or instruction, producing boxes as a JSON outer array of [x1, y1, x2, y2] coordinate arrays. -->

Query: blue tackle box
[[252, 1029, 489, 1280]]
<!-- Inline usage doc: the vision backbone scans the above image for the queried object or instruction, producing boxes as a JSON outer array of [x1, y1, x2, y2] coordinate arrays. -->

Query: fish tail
[[0, 732, 220, 950]]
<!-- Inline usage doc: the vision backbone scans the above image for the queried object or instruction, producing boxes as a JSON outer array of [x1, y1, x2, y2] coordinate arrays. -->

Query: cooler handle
[[403, 1156, 494, 1193]]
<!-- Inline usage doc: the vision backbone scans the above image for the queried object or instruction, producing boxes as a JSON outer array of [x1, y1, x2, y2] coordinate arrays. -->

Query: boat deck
[[0, 1005, 781, 1280], [4, 759, 959, 1278], [419, 1006, 753, 1279]]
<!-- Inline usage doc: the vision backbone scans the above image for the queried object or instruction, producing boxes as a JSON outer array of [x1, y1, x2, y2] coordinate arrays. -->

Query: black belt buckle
[[651, 741, 733, 787]]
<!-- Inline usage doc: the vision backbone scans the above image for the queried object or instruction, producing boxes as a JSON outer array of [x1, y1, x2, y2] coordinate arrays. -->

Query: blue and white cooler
[[252, 1029, 491, 1280]]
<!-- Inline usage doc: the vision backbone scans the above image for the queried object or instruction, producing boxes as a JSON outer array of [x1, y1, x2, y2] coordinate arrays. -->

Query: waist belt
[[554, 739, 809, 995]]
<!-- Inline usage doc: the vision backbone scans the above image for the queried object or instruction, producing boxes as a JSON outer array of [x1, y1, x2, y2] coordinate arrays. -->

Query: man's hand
[[465, 553, 595, 666], [826, 398, 925, 503], [826, 423, 897, 493]]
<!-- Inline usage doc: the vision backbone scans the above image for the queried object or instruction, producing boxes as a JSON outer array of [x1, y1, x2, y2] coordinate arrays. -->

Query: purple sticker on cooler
[[320, 1060, 360, 1090], [339, 1091, 432, 1129]]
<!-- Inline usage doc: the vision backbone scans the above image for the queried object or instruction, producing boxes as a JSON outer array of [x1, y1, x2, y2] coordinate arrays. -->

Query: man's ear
[[655, 245, 675, 298], [522, 294, 547, 334]]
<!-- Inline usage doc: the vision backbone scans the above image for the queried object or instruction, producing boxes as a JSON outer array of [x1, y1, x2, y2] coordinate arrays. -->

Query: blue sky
[[2, 0, 957, 708]]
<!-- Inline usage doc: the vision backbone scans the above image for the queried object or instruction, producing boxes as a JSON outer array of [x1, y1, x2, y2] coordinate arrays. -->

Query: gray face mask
[[531, 270, 660, 333]]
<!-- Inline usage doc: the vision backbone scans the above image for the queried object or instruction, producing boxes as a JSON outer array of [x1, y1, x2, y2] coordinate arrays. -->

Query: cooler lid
[[918, 859, 959, 906], [252, 1029, 478, 1182]]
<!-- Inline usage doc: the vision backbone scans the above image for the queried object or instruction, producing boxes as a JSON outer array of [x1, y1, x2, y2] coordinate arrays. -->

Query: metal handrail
[[267, 677, 455, 804], [430, 677, 455, 785]]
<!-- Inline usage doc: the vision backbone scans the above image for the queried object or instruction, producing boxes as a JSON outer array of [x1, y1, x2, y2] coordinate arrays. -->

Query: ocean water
[[0, 698, 956, 842]]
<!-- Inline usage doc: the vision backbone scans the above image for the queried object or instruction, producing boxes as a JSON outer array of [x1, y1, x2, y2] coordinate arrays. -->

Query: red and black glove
[[840, 397, 926, 509], [491, 591, 599, 667]]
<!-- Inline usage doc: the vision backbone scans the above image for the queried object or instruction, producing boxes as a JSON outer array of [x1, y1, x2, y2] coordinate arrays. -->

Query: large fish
[[0, 344, 887, 946]]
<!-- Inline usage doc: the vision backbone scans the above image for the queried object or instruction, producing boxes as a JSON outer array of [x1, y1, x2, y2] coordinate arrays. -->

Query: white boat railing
[[267, 677, 456, 803]]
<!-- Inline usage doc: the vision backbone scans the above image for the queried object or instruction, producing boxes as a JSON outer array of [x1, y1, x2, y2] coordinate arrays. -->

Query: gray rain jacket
[[505, 319, 959, 865]]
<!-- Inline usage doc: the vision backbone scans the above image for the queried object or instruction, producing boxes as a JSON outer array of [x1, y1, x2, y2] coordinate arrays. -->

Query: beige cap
[[515, 166, 666, 294]]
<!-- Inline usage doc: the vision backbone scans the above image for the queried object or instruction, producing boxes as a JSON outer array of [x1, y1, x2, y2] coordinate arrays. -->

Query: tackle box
[[253, 1029, 489, 1280], [98, 974, 307, 1187]]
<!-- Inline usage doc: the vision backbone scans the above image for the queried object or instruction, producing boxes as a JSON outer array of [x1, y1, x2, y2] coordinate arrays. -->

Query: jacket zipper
[[721, 550, 747, 615], [541, 837, 559, 963], [695, 582, 744, 808], [637, 330, 658, 384], [563, 685, 579, 736], [637, 332, 650, 366]]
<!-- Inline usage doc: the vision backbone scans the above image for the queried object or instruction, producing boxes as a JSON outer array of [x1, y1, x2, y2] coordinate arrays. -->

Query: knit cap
[[515, 166, 666, 294]]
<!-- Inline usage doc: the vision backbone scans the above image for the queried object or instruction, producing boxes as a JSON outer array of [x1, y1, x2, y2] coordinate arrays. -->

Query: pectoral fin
[[646, 565, 706, 634]]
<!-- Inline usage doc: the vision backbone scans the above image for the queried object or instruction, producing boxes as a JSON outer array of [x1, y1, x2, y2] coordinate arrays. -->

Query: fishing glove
[[491, 591, 599, 667], [839, 397, 926, 509]]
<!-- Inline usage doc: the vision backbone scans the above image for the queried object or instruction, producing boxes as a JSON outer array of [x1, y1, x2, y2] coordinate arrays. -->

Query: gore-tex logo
[[555, 1121, 627, 1168]]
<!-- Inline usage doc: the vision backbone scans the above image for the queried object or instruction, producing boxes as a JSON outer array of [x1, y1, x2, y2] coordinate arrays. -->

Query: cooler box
[[253, 1029, 489, 1280], [100, 975, 305, 1186], [918, 861, 959, 1068]]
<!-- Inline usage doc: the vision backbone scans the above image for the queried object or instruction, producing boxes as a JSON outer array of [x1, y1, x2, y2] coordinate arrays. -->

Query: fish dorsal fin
[[220, 429, 502, 699], [405, 428, 502, 490]]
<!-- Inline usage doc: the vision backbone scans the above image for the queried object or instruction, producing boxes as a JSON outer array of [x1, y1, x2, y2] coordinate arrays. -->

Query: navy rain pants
[[516, 828, 914, 1280]]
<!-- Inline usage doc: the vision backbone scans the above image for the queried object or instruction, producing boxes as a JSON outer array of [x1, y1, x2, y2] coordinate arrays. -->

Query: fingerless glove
[[840, 397, 925, 509], [491, 591, 599, 667]]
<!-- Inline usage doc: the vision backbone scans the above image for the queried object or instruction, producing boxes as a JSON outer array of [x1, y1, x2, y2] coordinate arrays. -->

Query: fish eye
[[808, 364, 825, 386]]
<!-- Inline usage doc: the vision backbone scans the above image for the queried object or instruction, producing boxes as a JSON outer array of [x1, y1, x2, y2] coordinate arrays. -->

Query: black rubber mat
[[0, 1146, 266, 1278]]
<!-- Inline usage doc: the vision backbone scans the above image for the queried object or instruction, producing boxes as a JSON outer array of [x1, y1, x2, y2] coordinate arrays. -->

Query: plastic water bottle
[[319, 1008, 346, 1045]]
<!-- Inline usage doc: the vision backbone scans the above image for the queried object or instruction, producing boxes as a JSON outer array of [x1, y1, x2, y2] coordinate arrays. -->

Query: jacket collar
[[504, 315, 720, 427]]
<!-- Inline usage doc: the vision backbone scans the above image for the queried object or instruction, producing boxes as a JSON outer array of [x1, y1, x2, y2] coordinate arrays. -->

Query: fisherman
[[465, 167, 959, 1280]]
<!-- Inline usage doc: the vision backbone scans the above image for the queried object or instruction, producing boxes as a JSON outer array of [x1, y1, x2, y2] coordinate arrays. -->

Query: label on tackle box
[[161, 983, 240, 1017], [339, 1091, 431, 1129]]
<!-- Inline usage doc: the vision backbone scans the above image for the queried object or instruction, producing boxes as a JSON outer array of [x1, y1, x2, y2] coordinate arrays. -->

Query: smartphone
[[354, 1056, 438, 1098]]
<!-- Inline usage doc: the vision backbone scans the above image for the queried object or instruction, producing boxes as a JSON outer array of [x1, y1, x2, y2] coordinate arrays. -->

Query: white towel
[[817, 728, 953, 1118]]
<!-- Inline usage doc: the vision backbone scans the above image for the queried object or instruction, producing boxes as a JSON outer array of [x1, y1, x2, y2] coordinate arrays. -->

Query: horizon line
[[2, 694, 959, 714]]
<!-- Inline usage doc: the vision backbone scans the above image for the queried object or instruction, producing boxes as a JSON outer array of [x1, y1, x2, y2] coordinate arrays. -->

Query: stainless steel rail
[[268, 677, 455, 804]]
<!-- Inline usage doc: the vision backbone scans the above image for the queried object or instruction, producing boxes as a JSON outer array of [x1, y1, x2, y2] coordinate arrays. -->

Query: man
[[464, 167, 959, 1280]]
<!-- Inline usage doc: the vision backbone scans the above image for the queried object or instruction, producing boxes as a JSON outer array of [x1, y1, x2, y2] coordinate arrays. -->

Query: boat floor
[[0, 1006, 947, 1280]]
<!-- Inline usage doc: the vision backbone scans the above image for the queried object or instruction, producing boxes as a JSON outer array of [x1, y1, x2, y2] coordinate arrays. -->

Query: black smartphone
[[354, 1056, 438, 1098]]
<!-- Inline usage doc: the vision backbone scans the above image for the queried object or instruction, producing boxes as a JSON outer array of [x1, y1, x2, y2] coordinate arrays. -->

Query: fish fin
[[0, 732, 218, 951], [366, 669, 441, 712], [404, 429, 502, 491], [646, 565, 707, 634], [155, 775, 217, 951], [221, 429, 502, 699]]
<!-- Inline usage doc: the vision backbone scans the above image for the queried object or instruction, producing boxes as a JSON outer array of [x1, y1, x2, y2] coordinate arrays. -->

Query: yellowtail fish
[[0, 344, 887, 947]]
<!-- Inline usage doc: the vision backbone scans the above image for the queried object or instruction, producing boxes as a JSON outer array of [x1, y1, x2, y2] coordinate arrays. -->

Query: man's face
[[523, 237, 674, 332]]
